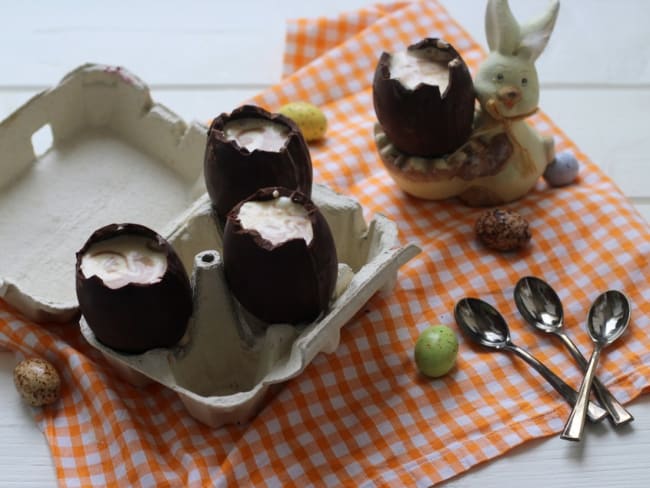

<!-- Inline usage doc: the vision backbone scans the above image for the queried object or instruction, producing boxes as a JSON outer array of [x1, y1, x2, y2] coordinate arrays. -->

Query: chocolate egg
[[204, 105, 313, 222], [75, 223, 193, 353], [222, 187, 338, 325], [373, 38, 475, 157]]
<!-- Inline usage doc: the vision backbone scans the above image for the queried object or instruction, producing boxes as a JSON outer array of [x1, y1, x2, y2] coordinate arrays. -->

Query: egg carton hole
[[31, 123, 54, 159]]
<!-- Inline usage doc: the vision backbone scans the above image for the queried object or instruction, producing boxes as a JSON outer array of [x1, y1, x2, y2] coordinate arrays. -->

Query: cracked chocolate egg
[[75, 223, 193, 353], [204, 104, 313, 222], [223, 187, 338, 325], [373, 38, 475, 157]]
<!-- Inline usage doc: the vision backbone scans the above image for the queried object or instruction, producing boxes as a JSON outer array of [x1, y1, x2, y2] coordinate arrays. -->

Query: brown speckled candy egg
[[13, 358, 61, 407], [475, 208, 531, 252]]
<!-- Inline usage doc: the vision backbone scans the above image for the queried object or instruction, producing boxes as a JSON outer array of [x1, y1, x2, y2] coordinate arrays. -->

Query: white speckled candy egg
[[544, 151, 580, 187], [13, 358, 61, 407]]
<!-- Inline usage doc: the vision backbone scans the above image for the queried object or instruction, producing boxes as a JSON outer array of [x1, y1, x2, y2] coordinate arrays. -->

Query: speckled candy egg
[[414, 325, 459, 378], [278, 101, 327, 141], [13, 358, 61, 407], [475, 208, 531, 252], [544, 151, 580, 187]]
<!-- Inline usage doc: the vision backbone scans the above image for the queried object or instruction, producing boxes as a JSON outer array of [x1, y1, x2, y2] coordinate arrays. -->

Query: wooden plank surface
[[1, 0, 649, 486]]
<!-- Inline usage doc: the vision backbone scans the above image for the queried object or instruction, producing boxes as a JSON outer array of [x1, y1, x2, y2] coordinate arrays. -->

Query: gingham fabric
[[2, 1, 650, 486]]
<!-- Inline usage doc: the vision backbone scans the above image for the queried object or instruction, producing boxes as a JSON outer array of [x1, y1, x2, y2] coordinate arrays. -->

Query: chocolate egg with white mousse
[[76, 223, 193, 354], [223, 187, 337, 325], [204, 105, 313, 222], [373, 38, 474, 157]]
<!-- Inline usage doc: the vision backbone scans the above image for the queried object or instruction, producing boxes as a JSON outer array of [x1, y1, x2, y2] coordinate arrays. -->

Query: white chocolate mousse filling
[[81, 235, 168, 290], [238, 195, 313, 246], [224, 117, 290, 153], [389, 50, 450, 92]]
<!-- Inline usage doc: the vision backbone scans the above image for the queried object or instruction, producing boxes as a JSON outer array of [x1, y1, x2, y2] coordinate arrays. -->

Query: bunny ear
[[485, 0, 521, 55], [519, 0, 560, 61]]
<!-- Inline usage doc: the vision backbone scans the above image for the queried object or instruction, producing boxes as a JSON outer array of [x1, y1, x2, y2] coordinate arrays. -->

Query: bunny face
[[474, 51, 539, 119], [474, 0, 559, 120]]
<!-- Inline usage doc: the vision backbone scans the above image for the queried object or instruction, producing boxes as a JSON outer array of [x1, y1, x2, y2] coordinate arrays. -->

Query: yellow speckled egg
[[278, 101, 327, 142]]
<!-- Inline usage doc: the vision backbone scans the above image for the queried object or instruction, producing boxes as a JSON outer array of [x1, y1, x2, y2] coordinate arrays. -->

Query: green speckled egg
[[278, 101, 327, 141], [414, 325, 459, 378]]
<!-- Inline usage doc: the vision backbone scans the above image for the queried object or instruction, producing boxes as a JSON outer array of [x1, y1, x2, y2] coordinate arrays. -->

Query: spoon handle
[[561, 346, 602, 441], [557, 332, 634, 426], [505, 343, 607, 423]]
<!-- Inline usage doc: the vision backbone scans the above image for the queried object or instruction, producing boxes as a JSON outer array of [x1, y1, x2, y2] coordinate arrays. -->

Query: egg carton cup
[[1, 63, 420, 426], [0, 63, 206, 323]]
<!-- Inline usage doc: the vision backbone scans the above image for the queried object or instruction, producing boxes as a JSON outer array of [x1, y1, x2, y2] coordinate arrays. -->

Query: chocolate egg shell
[[204, 104, 313, 222], [373, 38, 475, 157], [222, 187, 338, 325], [75, 223, 193, 354]]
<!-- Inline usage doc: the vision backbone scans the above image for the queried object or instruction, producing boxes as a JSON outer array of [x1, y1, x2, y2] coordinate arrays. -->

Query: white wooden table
[[1, 1, 649, 486]]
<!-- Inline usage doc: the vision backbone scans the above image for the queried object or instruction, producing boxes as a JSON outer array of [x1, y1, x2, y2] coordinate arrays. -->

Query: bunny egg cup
[[373, 0, 560, 207]]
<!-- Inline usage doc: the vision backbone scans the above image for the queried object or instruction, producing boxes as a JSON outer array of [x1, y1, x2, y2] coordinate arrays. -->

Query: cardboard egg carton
[[0, 63, 206, 322], [1, 64, 420, 426]]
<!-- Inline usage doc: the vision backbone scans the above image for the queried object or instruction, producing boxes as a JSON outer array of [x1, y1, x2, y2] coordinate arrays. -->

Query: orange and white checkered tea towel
[[2, 1, 650, 486]]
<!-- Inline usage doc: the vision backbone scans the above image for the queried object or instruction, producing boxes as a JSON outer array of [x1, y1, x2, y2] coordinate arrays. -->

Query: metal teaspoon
[[454, 297, 607, 423], [514, 276, 633, 426], [561, 290, 631, 441]]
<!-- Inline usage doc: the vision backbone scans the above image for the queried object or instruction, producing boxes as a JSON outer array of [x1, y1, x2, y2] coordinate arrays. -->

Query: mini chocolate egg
[[76, 223, 193, 354], [278, 101, 327, 142], [544, 151, 580, 187], [204, 104, 313, 223], [14, 358, 61, 407], [223, 187, 338, 325], [475, 208, 531, 252]]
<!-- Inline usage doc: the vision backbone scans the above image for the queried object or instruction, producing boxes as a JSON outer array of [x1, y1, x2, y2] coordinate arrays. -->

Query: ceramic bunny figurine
[[458, 0, 559, 205], [373, 0, 560, 206]]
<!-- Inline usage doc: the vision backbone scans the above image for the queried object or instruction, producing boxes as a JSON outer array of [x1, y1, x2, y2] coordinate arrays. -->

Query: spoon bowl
[[454, 297, 509, 348], [588, 290, 631, 345], [561, 289, 632, 441], [514, 276, 564, 334], [454, 298, 607, 423]]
